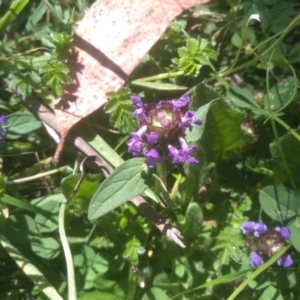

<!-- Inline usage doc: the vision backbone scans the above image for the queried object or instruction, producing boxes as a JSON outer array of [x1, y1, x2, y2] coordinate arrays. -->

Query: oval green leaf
[[88, 158, 148, 220]]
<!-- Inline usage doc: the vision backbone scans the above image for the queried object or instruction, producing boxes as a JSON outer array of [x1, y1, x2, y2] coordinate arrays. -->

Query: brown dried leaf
[[54, 0, 210, 131]]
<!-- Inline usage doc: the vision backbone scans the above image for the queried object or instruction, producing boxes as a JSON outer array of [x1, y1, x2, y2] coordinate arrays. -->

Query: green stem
[[59, 199, 77, 300], [131, 71, 184, 83], [6, 165, 71, 184]]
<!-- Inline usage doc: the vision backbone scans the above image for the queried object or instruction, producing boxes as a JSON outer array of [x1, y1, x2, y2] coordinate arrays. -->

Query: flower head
[[128, 95, 201, 168], [241, 221, 293, 268]]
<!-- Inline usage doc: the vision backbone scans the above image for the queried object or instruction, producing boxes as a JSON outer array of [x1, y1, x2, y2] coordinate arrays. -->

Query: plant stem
[[59, 199, 77, 300], [6, 165, 71, 184]]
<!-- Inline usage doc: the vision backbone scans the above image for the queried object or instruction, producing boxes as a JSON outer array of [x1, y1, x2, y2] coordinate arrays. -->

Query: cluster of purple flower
[[242, 221, 293, 268], [127, 94, 201, 168], [0, 115, 6, 147]]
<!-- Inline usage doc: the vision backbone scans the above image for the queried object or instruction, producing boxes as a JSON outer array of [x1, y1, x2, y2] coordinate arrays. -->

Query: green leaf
[[227, 86, 258, 108], [1, 193, 44, 214], [0, 55, 51, 74], [288, 217, 300, 252], [88, 158, 148, 220], [4, 214, 37, 243], [30, 237, 60, 259], [130, 80, 187, 91], [269, 128, 300, 185], [74, 245, 96, 268], [35, 199, 60, 233], [186, 88, 253, 162], [172, 37, 216, 76], [92, 252, 110, 275], [141, 287, 169, 300], [8, 71, 41, 96], [153, 273, 170, 288], [41, 60, 71, 97], [5, 111, 42, 139], [259, 184, 298, 221], [61, 174, 102, 214], [105, 87, 136, 133], [182, 203, 203, 237], [258, 285, 283, 300], [25, 2, 47, 31], [122, 237, 145, 265], [264, 77, 295, 111], [0, 0, 29, 31]]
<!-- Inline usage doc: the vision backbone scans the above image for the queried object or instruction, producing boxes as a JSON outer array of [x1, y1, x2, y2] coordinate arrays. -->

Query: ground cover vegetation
[[0, 0, 300, 299]]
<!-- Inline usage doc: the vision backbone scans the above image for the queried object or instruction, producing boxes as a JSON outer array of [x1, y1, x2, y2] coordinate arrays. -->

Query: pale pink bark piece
[[54, 0, 210, 130]]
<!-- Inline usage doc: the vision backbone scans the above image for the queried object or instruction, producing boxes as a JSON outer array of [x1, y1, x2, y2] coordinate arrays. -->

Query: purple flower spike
[[253, 222, 267, 237], [242, 221, 256, 235], [277, 254, 293, 268], [126, 125, 147, 156], [181, 111, 202, 131], [131, 95, 146, 121], [171, 94, 190, 110], [144, 149, 162, 168], [275, 226, 291, 240], [147, 132, 159, 145], [250, 252, 264, 267]]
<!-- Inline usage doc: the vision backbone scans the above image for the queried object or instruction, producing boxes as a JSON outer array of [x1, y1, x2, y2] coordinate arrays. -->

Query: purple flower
[[144, 149, 162, 168], [131, 95, 146, 121], [0, 115, 6, 148], [250, 252, 264, 267], [168, 137, 198, 164], [181, 111, 202, 131], [171, 94, 190, 110], [242, 221, 256, 235], [253, 222, 267, 237], [127, 94, 201, 167], [277, 254, 293, 268], [275, 226, 291, 240], [147, 132, 159, 145], [126, 125, 147, 156]]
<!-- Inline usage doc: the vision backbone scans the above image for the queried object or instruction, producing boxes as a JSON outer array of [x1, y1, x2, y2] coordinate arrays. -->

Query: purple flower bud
[[131, 95, 146, 121], [253, 222, 267, 237], [126, 126, 147, 156], [275, 226, 291, 240], [147, 132, 159, 145], [181, 111, 202, 131], [171, 94, 190, 110], [250, 252, 264, 267], [242, 221, 256, 235], [277, 254, 293, 268], [144, 148, 162, 168]]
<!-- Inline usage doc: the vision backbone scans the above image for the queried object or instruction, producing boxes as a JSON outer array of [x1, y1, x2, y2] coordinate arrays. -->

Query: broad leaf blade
[[88, 158, 148, 220], [259, 184, 298, 221]]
